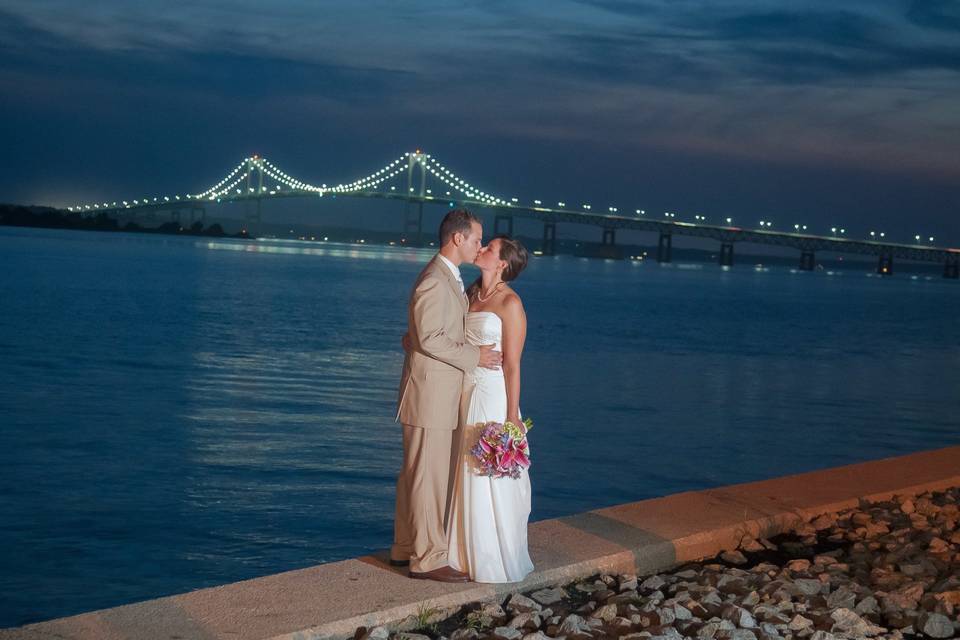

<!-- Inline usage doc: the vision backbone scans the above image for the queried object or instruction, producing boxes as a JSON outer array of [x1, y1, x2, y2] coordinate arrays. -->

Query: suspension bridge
[[67, 151, 960, 278]]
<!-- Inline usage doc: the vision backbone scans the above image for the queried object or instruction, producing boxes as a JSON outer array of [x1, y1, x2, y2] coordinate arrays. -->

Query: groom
[[391, 209, 502, 582]]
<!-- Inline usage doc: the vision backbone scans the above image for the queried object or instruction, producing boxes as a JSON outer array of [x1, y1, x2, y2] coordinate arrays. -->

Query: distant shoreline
[[0, 203, 248, 240], [0, 203, 950, 275]]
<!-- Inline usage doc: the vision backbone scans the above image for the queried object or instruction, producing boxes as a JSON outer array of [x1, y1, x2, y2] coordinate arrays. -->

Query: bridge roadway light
[[534, 199, 542, 205], [725, 217, 732, 224], [929, 236, 935, 243], [869, 231, 876, 238]]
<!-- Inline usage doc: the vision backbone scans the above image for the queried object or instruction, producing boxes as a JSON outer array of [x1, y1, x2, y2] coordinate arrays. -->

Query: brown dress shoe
[[409, 565, 470, 582]]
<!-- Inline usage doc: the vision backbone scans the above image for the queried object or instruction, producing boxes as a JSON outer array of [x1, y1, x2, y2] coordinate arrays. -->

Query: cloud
[[1, 0, 959, 183]]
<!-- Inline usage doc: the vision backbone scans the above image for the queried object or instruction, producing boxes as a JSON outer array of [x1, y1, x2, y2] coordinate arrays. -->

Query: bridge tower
[[403, 152, 428, 245], [244, 157, 265, 232]]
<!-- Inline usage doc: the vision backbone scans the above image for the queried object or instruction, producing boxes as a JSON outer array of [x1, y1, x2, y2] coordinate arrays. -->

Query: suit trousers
[[391, 424, 455, 573]]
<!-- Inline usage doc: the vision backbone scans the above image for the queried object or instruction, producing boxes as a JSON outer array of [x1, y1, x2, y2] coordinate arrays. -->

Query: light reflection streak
[[199, 238, 434, 263]]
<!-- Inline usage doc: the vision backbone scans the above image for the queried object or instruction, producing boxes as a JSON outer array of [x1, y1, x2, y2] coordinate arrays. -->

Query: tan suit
[[392, 256, 480, 572]]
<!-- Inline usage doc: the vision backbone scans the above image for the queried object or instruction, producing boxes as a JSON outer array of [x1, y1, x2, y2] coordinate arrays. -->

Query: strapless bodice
[[465, 311, 502, 382]]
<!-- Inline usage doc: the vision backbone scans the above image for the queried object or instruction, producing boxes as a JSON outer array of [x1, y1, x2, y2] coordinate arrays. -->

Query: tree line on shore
[[0, 204, 248, 238]]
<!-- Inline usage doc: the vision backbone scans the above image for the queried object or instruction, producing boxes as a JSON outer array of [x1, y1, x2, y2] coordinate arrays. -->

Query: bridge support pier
[[799, 251, 815, 271], [602, 227, 616, 245], [657, 232, 672, 263], [170, 210, 181, 223], [541, 222, 556, 256], [494, 214, 513, 236], [719, 243, 734, 267], [404, 202, 423, 245], [945, 258, 960, 279], [878, 253, 893, 276], [189, 207, 206, 224]]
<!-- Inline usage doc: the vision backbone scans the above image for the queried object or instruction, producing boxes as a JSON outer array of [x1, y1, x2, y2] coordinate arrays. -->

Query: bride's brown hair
[[466, 235, 529, 299]]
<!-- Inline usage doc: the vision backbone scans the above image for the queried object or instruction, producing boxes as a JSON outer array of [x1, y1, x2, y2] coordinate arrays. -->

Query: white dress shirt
[[437, 254, 465, 293]]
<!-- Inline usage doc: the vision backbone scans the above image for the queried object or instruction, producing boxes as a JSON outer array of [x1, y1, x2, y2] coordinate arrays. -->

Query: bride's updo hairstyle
[[496, 235, 529, 282]]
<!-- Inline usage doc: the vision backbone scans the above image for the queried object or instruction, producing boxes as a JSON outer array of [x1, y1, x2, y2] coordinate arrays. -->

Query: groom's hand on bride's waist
[[478, 344, 502, 370]]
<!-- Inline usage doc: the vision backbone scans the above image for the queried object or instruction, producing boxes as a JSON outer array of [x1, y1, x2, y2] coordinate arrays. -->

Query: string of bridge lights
[[64, 152, 942, 246]]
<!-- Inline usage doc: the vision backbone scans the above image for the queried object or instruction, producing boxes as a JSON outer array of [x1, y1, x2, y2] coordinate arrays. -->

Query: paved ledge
[[3, 445, 959, 640]]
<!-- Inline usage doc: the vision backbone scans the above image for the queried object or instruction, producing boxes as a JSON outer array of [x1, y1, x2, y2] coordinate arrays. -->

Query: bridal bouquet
[[469, 418, 533, 479]]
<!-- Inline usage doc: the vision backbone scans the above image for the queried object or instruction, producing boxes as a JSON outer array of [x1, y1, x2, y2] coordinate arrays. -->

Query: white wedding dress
[[447, 311, 534, 583]]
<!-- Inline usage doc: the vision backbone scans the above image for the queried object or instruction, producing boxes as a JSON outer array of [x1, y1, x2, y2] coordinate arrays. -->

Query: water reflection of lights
[[200, 238, 434, 262]]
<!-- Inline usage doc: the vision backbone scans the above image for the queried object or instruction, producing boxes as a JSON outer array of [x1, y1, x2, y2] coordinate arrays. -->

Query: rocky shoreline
[[357, 488, 959, 640]]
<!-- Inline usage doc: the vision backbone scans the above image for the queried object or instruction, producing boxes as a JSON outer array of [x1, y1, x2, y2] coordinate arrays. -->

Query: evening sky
[[1, 1, 958, 242]]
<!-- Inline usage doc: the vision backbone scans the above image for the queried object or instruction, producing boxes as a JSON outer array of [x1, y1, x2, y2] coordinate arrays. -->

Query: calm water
[[1, 226, 958, 626]]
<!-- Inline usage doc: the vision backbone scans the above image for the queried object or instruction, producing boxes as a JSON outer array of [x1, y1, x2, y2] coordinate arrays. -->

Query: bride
[[447, 234, 534, 583]]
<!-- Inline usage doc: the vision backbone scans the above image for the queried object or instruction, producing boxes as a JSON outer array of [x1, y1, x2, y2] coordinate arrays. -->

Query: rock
[[787, 615, 814, 631], [829, 608, 884, 637], [673, 604, 692, 621], [927, 537, 950, 554], [916, 612, 954, 638], [589, 604, 617, 622], [808, 632, 837, 640], [361, 627, 390, 640], [742, 591, 760, 607], [786, 559, 811, 572], [506, 613, 540, 630], [730, 631, 758, 640], [811, 514, 836, 531], [608, 590, 640, 605], [721, 550, 749, 565], [721, 605, 757, 629], [882, 583, 925, 610], [530, 588, 567, 606], [825, 586, 856, 609], [697, 622, 720, 639], [575, 581, 603, 593], [790, 579, 823, 596], [396, 634, 432, 640], [740, 537, 766, 553], [451, 630, 478, 640], [620, 575, 639, 592], [657, 606, 676, 625], [558, 614, 591, 636], [507, 594, 542, 614], [521, 633, 550, 640], [491, 627, 522, 640], [932, 590, 960, 607], [640, 575, 667, 592], [610, 616, 633, 630], [650, 629, 683, 640], [854, 595, 879, 615], [900, 499, 915, 514], [482, 604, 507, 620]]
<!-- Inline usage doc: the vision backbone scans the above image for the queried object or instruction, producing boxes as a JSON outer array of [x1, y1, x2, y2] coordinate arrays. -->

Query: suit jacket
[[396, 255, 481, 429]]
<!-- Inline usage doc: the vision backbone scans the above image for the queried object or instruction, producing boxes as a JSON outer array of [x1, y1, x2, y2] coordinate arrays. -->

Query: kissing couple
[[391, 208, 535, 583]]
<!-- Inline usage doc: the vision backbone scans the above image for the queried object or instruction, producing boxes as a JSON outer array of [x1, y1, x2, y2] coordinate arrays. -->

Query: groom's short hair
[[439, 208, 481, 246]]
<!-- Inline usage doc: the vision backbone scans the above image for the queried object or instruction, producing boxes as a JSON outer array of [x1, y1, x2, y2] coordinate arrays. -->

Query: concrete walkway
[[4, 445, 959, 640]]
